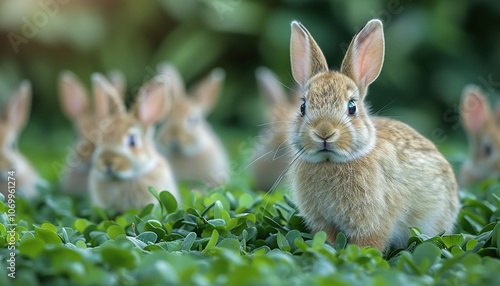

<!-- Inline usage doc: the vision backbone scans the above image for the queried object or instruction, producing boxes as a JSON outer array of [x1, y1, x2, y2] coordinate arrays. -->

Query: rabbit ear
[[157, 63, 186, 99], [133, 76, 169, 125], [290, 21, 328, 87], [256, 67, 287, 106], [461, 85, 490, 133], [341, 19, 384, 96], [59, 71, 90, 120], [190, 68, 225, 114], [5, 81, 32, 132], [92, 73, 125, 118], [108, 70, 127, 98]]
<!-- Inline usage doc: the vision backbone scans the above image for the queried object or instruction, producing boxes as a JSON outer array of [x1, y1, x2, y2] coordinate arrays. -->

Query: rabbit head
[[155, 64, 225, 158], [0, 81, 39, 197], [289, 20, 382, 164], [460, 85, 500, 187]]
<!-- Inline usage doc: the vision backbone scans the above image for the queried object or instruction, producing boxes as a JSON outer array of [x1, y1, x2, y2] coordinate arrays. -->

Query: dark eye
[[484, 143, 492, 157], [128, 134, 136, 148], [348, 100, 356, 115], [300, 99, 306, 117]]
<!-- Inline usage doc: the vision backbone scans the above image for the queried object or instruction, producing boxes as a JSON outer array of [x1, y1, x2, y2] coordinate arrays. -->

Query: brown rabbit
[[0, 81, 39, 198], [155, 64, 230, 186], [251, 67, 300, 191], [287, 19, 459, 251], [89, 73, 179, 213], [58, 70, 126, 194], [459, 85, 500, 187]]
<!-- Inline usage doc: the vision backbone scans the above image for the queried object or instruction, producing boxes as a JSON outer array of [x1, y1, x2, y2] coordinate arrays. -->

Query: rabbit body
[[291, 106, 458, 249], [288, 19, 459, 250]]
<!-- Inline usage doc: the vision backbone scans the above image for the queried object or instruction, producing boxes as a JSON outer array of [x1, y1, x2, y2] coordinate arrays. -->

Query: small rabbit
[[89, 73, 179, 213], [459, 85, 500, 187], [287, 19, 459, 250], [0, 81, 39, 198], [155, 64, 230, 186], [58, 70, 126, 194], [251, 67, 300, 191]]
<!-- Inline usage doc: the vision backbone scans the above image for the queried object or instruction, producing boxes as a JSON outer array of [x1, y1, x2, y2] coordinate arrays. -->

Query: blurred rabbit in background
[[155, 64, 230, 187], [0, 81, 41, 198], [89, 73, 179, 212], [250, 67, 300, 191], [459, 84, 500, 188], [58, 70, 126, 194]]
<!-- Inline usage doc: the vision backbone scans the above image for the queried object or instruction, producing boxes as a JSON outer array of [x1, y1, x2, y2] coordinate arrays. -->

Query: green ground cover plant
[[2, 178, 500, 285]]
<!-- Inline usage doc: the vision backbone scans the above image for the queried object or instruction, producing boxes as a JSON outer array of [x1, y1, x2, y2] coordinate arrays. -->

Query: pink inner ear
[[66, 86, 85, 117], [463, 93, 486, 132], [291, 24, 311, 86], [139, 87, 164, 125]]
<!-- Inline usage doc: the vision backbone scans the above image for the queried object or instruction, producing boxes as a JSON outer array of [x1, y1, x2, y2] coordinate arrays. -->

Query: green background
[[0, 0, 499, 182]]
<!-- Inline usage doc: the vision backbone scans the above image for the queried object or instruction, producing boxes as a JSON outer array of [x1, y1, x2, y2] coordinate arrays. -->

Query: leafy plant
[[2, 179, 500, 285]]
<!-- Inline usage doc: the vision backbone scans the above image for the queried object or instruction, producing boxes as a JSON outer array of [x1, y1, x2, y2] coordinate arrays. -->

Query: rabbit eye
[[300, 99, 306, 117], [484, 143, 492, 157], [348, 100, 356, 115], [128, 134, 136, 148]]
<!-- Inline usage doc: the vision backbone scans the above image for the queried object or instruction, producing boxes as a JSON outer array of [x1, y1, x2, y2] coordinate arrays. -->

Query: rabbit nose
[[314, 131, 336, 141], [98, 151, 116, 171]]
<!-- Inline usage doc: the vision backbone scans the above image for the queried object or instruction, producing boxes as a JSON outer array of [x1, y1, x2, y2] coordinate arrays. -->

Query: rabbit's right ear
[[6, 81, 32, 132], [290, 21, 328, 87], [92, 73, 125, 118], [59, 71, 90, 120], [256, 67, 287, 106], [108, 70, 127, 98], [133, 77, 169, 125], [461, 85, 490, 133], [158, 63, 185, 99]]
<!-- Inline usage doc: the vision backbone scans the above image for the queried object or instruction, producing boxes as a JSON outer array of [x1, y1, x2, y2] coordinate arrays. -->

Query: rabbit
[[0, 81, 40, 198], [459, 84, 500, 187], [251, 67, 300, 191], [155, 64, 230, 186], [58, 70, 126, 194], [287, 19, 460, 251], [88, 73, 179, 213]]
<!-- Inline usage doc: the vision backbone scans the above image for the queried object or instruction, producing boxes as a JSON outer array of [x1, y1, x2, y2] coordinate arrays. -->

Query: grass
[[1, 176, 500, 285]]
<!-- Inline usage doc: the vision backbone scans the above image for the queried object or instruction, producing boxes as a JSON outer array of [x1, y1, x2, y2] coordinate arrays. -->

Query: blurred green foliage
[[0, 0, 500, 180]]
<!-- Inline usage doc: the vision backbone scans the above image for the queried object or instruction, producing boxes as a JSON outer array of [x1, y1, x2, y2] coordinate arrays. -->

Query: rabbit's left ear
[[190, 68, 225, 114], [341, 19, 385, 97], [5, 80, 32, 132], [134, 76, 170, 125]]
